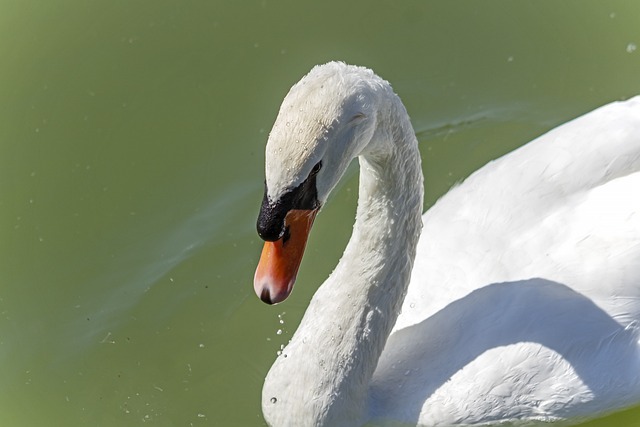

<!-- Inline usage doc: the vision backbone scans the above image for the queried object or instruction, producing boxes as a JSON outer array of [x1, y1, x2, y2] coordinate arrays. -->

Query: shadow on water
[[370, 279, 640, 425]]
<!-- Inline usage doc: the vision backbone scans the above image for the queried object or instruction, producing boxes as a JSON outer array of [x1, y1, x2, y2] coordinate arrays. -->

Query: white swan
[[253, 62, 640, 427]]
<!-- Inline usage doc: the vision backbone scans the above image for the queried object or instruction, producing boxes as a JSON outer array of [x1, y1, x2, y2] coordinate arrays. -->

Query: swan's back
[[401, 96, 640, 327], [372, 96, 640, 425]]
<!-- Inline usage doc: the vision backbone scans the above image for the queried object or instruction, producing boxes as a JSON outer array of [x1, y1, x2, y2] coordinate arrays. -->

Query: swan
[[253, 62, 640, 426]]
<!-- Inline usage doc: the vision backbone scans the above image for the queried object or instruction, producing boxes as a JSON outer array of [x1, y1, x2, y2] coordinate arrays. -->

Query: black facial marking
[[282, 226, 291, 245], [256, 161, 322, 241], [310, 161, 322, 176]]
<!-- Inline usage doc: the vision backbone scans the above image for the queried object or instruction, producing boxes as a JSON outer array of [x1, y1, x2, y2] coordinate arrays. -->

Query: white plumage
[[257, 62, 640, 426]]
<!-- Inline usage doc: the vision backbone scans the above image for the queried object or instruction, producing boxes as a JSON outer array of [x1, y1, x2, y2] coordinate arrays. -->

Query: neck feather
[[262, 94, 424, 427]]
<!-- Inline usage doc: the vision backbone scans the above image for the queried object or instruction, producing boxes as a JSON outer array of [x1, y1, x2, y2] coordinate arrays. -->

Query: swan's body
[[254, 62, 640, 426]]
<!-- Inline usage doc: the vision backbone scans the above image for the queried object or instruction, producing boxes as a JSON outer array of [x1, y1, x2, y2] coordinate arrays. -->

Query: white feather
[[259, 62, 640, 426]]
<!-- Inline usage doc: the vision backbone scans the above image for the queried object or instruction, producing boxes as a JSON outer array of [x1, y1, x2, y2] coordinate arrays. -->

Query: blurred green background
[[1, 1, 639, 425]]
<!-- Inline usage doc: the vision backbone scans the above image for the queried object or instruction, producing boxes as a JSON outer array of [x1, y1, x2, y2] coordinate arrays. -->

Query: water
[[1, 1, 639, 425]]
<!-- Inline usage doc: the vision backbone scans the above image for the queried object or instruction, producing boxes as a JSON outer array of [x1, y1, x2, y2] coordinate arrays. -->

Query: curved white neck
[[262, 94, 424, 427]]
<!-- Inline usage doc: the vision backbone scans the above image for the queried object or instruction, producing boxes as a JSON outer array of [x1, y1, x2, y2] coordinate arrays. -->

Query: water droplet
[[627, 43, 637, 53], [276, 329, 282, 335]]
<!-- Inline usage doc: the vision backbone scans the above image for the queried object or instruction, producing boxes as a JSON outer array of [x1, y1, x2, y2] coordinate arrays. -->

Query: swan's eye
[[349, 112, 367, 124], [310, 161, 322, 176]]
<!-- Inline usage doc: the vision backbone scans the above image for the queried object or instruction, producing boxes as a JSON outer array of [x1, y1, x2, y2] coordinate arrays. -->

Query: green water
[[2, 1, 639, 425]]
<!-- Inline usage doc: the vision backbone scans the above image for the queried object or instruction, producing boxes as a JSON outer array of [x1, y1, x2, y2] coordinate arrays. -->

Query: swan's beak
[[254, 209, 318, 304]]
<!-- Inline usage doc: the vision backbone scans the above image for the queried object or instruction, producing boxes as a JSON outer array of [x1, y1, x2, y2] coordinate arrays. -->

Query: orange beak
[[254, 209, 318, 304]]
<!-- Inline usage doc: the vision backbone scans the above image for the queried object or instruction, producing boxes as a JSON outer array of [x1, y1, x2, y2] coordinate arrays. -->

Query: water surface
[[1, 1, 639, 425]]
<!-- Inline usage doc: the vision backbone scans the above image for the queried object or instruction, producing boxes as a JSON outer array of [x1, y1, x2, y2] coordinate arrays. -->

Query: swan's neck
[[262, 96, 424, 426]]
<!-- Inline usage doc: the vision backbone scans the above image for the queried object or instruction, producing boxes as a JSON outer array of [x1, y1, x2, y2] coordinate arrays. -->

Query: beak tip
[[254, 275, 286, 305], [259, 287, 276, 305], [255, 274, 291, 305]]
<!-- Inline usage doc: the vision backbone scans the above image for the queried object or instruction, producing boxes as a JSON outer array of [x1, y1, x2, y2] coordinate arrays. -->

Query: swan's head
[[254, 62, 390, 304]]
